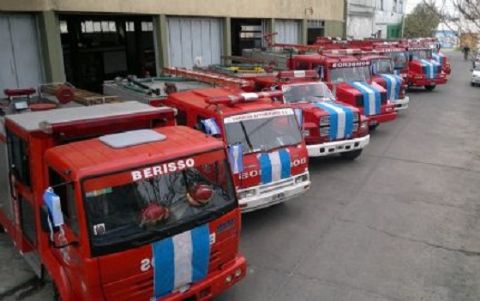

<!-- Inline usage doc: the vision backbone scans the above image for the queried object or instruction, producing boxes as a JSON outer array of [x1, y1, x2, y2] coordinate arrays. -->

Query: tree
[[404, 2, 441, 37], [425, 0, 480, 33]]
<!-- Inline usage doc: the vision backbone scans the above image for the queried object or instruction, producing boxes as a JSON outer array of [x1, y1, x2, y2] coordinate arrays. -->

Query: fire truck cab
[[0, 99, 246, 300], [161, 88, 310, 213], [253, 70, 370, 159], [406, 46, 448, 90], [361, 53, 409, 111], [289, 52, 396, 130]]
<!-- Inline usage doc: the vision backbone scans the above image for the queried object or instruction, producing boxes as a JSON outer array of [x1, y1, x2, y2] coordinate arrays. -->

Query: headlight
[[238, 189, 255, 199], [319, 126, 330, 136], [319, 116, 329, 126], [295, 174, 309, 184], [302, 129, 310, 137], [360, 121, 368, 131]]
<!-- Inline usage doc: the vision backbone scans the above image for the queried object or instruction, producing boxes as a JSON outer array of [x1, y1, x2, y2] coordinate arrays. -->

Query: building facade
[[346, 0, 405, 39], [0, 0, 345, 94]]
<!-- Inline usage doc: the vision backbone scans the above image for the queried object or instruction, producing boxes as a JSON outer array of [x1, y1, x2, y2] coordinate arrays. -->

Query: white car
[[472, 67, 480, 87]]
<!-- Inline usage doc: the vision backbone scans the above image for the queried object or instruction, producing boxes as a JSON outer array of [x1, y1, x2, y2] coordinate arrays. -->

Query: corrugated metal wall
[[0, 14, 44, 97], [275, 19, 300, 44], [167, 17, 223, 69]]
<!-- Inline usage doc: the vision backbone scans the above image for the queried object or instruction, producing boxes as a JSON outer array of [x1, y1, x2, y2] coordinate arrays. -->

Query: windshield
[[83, 151, 235, 256], [372, 59, 394, 74], [282, 82, 334, 103], [330, 66, 371, 84], [224, 109, 302, 154], [387, 52, 407, 69], [410, 50, 432, 60]]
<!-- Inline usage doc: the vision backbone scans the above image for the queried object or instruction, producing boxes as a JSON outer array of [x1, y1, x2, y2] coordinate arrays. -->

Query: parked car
[[471, 66, 480, 87]]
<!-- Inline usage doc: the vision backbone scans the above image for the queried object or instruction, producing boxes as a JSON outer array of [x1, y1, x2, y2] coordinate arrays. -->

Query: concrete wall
[[325, 20, 345, 38], [374, 0, 404, 38], [0, 0, 344, 21]]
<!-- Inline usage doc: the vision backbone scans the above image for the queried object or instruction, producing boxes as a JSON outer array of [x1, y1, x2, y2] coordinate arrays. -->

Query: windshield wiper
[[239, 121, 254, 151]]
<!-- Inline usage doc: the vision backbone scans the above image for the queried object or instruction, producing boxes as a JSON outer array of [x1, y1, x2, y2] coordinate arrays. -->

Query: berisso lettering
[[131, 158, 195, 181]]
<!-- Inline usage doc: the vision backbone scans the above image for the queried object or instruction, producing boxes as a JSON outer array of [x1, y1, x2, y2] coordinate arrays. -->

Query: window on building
[[49, 169, 79, 236], [393, 0, 398, 12], [141, 21, 153, 32], [380, 0, 384, 10], [398, 0, 403, 13], [126, 21, 135, 32], [6, 130, 30, 187], [59, 20, 68, 34]]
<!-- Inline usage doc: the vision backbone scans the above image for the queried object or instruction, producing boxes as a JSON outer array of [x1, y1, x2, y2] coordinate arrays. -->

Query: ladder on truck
[[163, 67, 255, 90]]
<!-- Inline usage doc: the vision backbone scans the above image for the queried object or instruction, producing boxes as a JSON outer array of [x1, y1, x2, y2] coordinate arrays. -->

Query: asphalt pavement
[[1, 50, 479, 301]]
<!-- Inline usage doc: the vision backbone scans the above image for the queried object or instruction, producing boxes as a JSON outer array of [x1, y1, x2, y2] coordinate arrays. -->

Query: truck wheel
[[368, 124, 379, 131], [425, 85, 436, 91], [0, 225, 4, 233], [53, 283, 62, 301], [340, 149, 363, 160]]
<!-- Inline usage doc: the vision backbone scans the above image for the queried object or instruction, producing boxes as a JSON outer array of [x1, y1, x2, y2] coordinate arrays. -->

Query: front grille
[[259, 177, 295, 194], [380, 92, 387, 104]]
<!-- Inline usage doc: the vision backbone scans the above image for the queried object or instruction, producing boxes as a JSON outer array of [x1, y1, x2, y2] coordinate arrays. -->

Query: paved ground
[[1, 50, 479, 300]]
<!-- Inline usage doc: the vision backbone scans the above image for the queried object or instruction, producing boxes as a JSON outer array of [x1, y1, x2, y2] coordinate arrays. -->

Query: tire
[[368, 124, 379, 131], [340, 149, 363, 160], [0, 224, 4, 233], [425, 85, 436, 91]]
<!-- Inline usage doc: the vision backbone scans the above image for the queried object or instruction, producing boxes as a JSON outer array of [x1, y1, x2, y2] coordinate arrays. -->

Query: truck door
[[47, 168, 84, 296], [5, 129, 42, 276], [0, 128, 14, 228]]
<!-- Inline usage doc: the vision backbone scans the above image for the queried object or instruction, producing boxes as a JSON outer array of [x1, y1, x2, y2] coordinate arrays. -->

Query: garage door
[[167, 17, 223, 69], [275, 20, 300, 44], [0, 14, 44, 97]]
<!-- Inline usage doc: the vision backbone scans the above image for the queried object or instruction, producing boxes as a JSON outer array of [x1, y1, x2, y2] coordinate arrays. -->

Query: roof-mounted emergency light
[[324, 48, 363, 56], [277, 70, 318, 80], [206, 91, 283, 105]]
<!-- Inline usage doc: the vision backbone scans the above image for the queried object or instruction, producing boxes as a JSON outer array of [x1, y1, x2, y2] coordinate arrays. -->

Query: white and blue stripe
[[153, 224, 210, 299], [380, 74, 402, 101], [201, 118, 221, 135], [420, 59, 441, 79], [258, 149, 291, 184], [228, 144, 244, 174], [350, 82, 382, 116], [313, 101, 354, 140], [432, 53, 445, 65]]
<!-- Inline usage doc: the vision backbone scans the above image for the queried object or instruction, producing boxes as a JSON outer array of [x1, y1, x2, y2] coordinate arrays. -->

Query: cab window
[[49, 169, 79, 236]]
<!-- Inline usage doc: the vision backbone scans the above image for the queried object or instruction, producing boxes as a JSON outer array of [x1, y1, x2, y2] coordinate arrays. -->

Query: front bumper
[[367, 111, 397, 125], [408, 77, 447, 86], [391, 96, 409, 111], [307, 135, 370, 157], [160, 255, 247, 301], [238, 172, 310, 213]]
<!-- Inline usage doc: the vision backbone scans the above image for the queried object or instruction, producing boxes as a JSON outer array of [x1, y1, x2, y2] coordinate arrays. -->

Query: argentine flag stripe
[[351, 82, 381, 116], [191, 225, 210, 282], [314, 102, 355, 139], [278, 149, 291, 179], [153, 224, 210, 298], [258, 149, 291, 184], [201, 118, 221, 135], [314, 102, 337, 139], [421, 59, 437, 79], [153, 237, 175, 298], [380, 74, 402, 100], [259, 153, 273, 184]]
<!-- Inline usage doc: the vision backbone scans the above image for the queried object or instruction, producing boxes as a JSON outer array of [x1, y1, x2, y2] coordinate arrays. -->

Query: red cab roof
[[166, 87, 288, 117], [45, 126, 225, 179]]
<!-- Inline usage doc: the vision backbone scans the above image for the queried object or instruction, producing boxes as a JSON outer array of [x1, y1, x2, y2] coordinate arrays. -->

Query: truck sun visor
[[99, 129, 166, 148]]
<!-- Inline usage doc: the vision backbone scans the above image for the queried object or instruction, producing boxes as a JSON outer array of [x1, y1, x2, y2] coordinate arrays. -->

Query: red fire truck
[[253, 70, 370, 159], [359, 52, 409, 111], [0, 91, 246, 300], [289, 52, 396, 130], [404, 46, 448, 90], [160, 87, 310, 212]]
